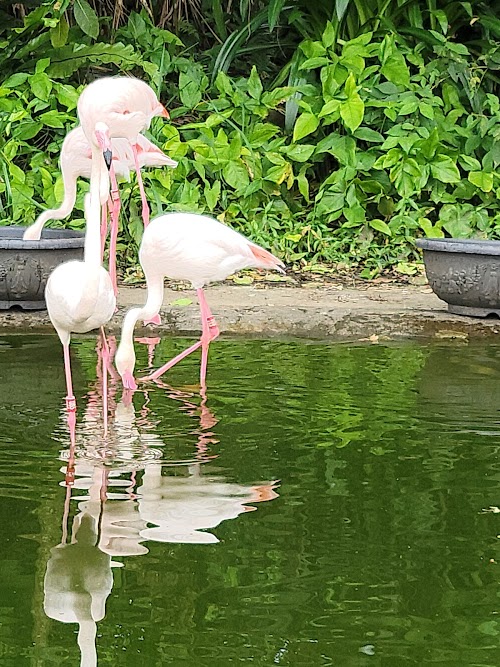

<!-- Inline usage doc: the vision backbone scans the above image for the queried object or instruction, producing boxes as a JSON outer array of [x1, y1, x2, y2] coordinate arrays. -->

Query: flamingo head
[[115, 336, 138, 391], [94, 122, 113, 170]]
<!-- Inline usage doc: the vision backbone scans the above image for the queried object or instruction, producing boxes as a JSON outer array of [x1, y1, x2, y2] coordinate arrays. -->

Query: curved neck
[[87, 143, 108, 266], [77, 619, 97, 667], [116, 275, 164, 374]]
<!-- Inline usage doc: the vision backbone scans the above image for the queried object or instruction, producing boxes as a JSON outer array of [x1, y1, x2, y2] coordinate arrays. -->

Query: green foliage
[[2, 2, 500, 275]]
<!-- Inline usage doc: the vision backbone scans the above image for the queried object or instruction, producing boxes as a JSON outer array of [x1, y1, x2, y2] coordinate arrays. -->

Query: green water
[[1, 334, 500, 666]]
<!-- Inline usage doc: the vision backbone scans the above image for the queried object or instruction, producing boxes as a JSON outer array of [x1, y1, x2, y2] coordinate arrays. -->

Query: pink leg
[[64, 408, 77, 487], [63, 344, 76, 413], [108, 166, 121, 298], [100, 328, 110, 436], [100, 200, 108, 262], [198, 288, 220, 385], [140, 340, 203, 383], [135, 336, 161, 366], [132, 144, 149, 227], [100, 468, 109, 502], [140, 289, 219, 384]]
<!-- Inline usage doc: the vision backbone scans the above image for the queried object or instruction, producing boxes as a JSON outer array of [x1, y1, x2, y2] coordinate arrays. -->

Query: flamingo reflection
[[45, 361, 279, 665]]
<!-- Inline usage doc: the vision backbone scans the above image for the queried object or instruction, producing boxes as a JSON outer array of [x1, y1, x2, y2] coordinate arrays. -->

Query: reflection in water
[[44, 342, 279, 665], [44, 486, 113, 667]]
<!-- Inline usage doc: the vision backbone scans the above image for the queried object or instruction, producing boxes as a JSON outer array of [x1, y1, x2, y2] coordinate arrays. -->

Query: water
[[1, 334, 500, 665]]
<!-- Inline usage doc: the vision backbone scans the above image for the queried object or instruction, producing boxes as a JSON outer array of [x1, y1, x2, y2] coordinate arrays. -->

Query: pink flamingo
[[23, 129, 176, 240], [45, 127, 116, 417], [76, 77, 170, 296], [114, 212, 285, 390], [23, 127, 176, 295]]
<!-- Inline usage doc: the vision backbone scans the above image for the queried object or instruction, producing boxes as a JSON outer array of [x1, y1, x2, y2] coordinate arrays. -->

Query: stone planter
[[0, 227, 85, 310], [416, 237, 500, 317]]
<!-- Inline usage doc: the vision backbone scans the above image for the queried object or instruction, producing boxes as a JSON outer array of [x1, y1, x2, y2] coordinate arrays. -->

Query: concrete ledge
[[1, 283, 499, 340]]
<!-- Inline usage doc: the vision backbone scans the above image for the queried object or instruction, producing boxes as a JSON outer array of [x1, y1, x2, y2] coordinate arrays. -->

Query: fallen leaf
[[170, 298, 193, 307]]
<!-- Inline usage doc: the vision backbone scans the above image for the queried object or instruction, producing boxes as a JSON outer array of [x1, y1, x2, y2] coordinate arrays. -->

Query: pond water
[[1, 334, 500, 665]]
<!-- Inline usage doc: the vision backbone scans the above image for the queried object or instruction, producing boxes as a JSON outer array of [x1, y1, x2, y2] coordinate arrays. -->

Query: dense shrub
[[1, 2, 499, 276]]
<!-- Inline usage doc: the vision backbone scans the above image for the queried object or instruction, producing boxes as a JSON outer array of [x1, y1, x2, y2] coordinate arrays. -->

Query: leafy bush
[[1, 2, 500, 277]]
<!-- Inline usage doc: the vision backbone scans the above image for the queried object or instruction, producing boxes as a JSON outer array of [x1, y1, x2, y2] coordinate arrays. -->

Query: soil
[[2, 279, 500, 342]]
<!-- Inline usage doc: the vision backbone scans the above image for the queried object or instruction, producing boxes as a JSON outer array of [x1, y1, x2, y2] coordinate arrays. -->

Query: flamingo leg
[[100, 468, 109, 502], [100, 199, 108, 262], [132, 144, 150, 227], [108, 166, 121, 298], [100, 328, 110, 436], [63, 343, 76, 413], [198, 288, 220, 385], [140, 289, 219, 384], [64, 408, 77, 488]]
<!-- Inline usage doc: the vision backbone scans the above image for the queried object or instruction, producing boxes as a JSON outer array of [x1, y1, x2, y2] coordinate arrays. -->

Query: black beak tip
[[103, 149, 112, 170]]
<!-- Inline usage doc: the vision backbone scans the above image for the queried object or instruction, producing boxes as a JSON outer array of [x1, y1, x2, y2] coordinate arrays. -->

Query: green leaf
[[299, 57, 330, 70], [430, 156, 460, 183], [369, 219, 392, 236], [468, 171, 494, 192], [204, 180, 221, 211], [353, 127, 383, 142], [293, 112, 319, 142], [50, 16, 69, 47], [322, 21, 336, 48], [340, 92, 364, 132], [39, 110, 65, 128], [248, 123, 279, 147], [223, 161, 249, 190], [319, 99, 341, 118], [381, 53, 410, 87], [459, 154, 481, 171], [248, 65, 263, 100], [170, 298, 193, 307], [179, 71, 202, 108], [3, 73, 28, 88], [29, 73, 52, 102], [14, 122, 42, 140], [419, 102, 434, 119], [282, 144, 315, 162], [73, 0, 99, 39], [268, 0, 286, 31], [55, 83, 79, 110], [297, 166, 309, 200], [335, 0, 350, 21]]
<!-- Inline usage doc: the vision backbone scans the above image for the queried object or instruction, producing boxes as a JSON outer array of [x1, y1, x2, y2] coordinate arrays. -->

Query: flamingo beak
[[103, 149, 113, 170], [160, 105, 170, 119]]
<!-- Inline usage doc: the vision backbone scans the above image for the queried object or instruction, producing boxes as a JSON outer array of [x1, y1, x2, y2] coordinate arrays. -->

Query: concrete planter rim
[[0, 225, 85, 310], [0, 226, 85, 250], [416, 237, 500, 256]]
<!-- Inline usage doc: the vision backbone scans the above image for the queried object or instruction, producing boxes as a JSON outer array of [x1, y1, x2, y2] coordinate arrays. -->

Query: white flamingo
[[114, 212, 285, 389], [45, 124, 116, 417]]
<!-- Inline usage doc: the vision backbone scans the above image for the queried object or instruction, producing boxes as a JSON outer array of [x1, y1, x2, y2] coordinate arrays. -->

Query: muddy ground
[[1, 281, 499, 341]]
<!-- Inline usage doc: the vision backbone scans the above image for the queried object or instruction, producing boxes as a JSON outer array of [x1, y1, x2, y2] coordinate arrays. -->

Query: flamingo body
[[139, 213, 283, 288], [77, 76, 167, 146], [46, 262, 115, 342]]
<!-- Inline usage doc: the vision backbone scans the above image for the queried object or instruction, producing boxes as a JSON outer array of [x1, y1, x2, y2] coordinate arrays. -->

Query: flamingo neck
[[116, 275, 164, 376], [77, 619, 97, 667], [87, 142, 108, 266]]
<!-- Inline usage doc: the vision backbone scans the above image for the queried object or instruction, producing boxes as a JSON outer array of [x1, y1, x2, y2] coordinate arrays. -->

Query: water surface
[[1, 334, 500, 665]]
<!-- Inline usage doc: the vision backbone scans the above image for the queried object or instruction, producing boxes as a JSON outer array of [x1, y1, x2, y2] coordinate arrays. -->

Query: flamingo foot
[[121, 370, 137, 391], [143, 313, 161, 326]]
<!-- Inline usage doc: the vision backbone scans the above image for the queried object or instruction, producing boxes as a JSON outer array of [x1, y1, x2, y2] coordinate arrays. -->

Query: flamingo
[[23, 127, 177, 296], [76, 76, 170, 297], [45, 126, 116, 417], [114, 212, 285, 390]]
